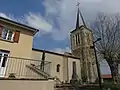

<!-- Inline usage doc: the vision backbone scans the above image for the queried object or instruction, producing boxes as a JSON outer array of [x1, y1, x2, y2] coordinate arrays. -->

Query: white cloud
[[43, 0, 120, 40], [52, 47, 71, 54], [25, 13, 52, 33], [0, 12, 53, 36], [81, 0, 102, 2], [43, 0, 78, 40], [0, 12, 12, 20], [1, 0, 120, 40]]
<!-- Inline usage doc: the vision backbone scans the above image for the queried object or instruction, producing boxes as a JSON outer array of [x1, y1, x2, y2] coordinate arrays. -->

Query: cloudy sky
[[0, 0, 120, 74], [0, 0, 120, 53]]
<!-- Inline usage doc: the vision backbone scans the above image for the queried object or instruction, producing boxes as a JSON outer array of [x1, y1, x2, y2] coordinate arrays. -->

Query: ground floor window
[[0, 50, 9, 76]]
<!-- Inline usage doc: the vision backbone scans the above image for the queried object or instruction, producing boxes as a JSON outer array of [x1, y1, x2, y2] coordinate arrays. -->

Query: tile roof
[[102, 74, 112, 79]]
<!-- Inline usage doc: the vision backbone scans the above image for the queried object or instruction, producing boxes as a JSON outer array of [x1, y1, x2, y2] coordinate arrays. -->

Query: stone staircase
[[26, 64, 52, 79]]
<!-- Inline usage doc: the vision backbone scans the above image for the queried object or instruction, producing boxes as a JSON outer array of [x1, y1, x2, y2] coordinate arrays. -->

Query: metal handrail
[[0, 55, 51, 63]]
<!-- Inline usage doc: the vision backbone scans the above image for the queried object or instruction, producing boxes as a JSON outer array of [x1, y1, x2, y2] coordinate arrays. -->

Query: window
[[0, 25, 20, 42], [72, 35, 75, 49], [75, 34, 80, 46], [56, 64, 60, 72], [72, 62, 76, 73], [8, 30, 14, 40], [75, 35, 78, 46], [2, 27, 14, 41], [73, 35, 75, 48], [0, 50, 9, 68], [2, 54, 8, 67], [78, 34, 80, 44]]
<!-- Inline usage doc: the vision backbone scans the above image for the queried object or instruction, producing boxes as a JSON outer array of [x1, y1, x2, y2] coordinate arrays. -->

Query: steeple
[[79, 10, 87, 28], [76, 8, 80, 29], [76, 2, 87, 29]]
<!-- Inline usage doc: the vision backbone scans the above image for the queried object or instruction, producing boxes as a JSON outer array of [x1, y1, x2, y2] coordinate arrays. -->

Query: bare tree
[[91, 13, 120, 83]]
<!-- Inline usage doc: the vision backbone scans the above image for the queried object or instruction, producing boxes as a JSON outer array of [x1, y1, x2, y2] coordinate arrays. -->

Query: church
[[0, 6, 98, 90], [32, 7, 98, 83]]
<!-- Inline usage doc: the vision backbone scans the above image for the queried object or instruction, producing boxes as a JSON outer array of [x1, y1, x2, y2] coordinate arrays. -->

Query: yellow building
[[0, 17, 38, 78]]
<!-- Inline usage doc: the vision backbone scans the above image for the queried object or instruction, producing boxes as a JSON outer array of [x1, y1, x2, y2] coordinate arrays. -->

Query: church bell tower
[[70, 5, 97, 83]]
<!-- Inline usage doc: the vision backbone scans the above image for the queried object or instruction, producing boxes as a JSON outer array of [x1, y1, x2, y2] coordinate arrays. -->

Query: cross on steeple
[[77, 2, 80, 7], [76, 2, 87, 29]]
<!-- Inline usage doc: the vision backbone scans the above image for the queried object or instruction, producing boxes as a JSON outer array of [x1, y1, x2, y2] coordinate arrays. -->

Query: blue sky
[[0, 0, 120, 74], [0, 0, 45, 16], [0, 0, 120, 54], [0, 0, 71, 53]]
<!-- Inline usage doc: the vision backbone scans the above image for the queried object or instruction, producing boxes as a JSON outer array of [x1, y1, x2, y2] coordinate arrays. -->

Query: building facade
[[0, 17, 38, 78], [0, 17, 37, 58], [32, 49, 81, 83]]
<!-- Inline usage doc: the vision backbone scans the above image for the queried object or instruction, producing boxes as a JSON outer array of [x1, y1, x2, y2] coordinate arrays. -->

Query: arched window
[[75, 35, 78, 46], [78, 34, 80, 44], [72, 61, 76, 73], [57, 64, 60, 72]]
